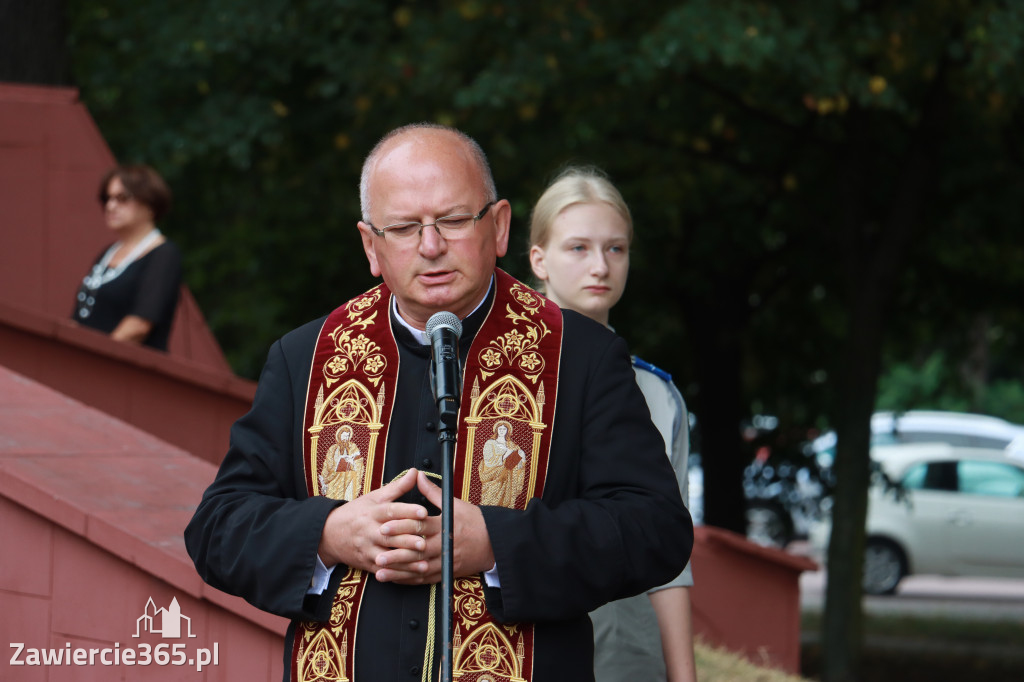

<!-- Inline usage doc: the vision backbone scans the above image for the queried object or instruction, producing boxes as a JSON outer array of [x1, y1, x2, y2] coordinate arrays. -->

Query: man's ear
[[492, 199, 512, 258], [529, 244, 548, 282], [357, 222, 382, 277]]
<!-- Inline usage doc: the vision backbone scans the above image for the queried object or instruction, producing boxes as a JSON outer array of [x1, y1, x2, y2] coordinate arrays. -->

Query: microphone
[[426, 311, 463, 430]]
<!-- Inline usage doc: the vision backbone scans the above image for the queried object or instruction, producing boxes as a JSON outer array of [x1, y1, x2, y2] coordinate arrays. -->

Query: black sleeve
[[479, 321, 693, 622], [130, 241, 182, 325], [184, 335, 341, 620]]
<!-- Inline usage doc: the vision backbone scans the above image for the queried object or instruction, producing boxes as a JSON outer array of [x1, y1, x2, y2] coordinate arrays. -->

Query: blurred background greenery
[[58, 0, 1024, 523]]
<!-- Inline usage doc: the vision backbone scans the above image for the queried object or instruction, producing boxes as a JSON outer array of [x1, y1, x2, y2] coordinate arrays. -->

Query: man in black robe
[[184, 123, 693, 681]]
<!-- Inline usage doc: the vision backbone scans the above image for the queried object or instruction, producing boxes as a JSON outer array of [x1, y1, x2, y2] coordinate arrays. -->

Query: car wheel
[[746, 501, 794, 548], [863, 538, 907, 596]]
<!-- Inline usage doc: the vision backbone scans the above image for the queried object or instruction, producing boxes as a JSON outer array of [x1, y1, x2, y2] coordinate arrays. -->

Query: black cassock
[[185, 281, 693, 682]]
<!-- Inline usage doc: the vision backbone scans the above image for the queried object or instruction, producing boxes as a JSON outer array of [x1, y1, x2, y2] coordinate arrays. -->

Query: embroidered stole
[[292, 269, 562, 682]]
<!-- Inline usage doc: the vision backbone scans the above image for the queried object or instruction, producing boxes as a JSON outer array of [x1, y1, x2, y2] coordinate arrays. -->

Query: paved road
[[800, 570, 1024, 622], [787, 540, 1024, 621]]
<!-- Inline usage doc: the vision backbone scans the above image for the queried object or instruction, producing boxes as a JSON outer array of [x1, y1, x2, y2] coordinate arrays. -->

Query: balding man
[[185, 124, 692, 682]]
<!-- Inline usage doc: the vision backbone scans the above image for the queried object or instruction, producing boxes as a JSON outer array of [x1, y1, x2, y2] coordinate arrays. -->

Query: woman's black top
[[71, 241, 183, 351]]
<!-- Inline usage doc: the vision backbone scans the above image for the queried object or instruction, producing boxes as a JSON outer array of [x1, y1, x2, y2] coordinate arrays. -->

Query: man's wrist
[[317, 503, 348, 568]]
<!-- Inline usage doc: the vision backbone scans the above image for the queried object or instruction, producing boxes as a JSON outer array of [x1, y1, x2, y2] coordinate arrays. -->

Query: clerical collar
[[390, 274, 495, 346]]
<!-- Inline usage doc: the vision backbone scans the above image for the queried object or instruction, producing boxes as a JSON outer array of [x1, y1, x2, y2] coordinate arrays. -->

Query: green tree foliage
[[66, 2, 1024, 678]]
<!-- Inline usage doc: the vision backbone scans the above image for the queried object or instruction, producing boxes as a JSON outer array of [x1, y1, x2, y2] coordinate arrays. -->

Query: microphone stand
[[437, 406, 458, 682], [426, 311, 462, 682]]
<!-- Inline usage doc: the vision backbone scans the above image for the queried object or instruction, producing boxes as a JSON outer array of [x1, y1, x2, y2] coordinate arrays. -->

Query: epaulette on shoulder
[[631, 355, 672, 382]]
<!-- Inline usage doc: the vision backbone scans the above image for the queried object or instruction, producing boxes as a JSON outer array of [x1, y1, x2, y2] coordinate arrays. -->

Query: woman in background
[[72, 164, 181, 350], [528, 166, 697, 682]]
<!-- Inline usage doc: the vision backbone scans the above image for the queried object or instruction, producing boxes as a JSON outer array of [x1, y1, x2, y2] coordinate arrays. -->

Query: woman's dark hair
[[98, 164, 173, 221]]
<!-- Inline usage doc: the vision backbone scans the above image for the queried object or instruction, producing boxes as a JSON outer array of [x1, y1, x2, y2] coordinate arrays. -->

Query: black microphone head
[[426, 311, 462, 340]]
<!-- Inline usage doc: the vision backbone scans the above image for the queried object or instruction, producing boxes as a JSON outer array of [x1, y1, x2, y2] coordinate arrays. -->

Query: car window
[[898, 432, 975, 446], [872, 433, 899, 447], [900, 461, 958, 491], [957, 461, 1024, 498], [902, 463, 927, 489], [896, 432, 1011, 449], [967, 436, 1015, 449]]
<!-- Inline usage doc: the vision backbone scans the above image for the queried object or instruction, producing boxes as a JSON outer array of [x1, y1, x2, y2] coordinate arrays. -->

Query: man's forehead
[[372, 132, 478, 181], [370, 147, 484, 212]]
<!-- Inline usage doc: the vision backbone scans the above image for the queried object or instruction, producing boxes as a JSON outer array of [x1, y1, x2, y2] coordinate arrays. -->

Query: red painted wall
[[0, 300, 254, 467], [0, 365, 286, 681], [1, 497, 285, 682]]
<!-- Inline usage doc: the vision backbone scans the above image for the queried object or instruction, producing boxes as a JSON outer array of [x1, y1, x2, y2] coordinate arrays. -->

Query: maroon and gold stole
[[291, 269, 562, 682]]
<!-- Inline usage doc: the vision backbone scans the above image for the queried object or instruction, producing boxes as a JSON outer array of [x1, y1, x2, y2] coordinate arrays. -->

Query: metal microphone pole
[[438, 411, 457, 682], [426, 311, 461, 682]]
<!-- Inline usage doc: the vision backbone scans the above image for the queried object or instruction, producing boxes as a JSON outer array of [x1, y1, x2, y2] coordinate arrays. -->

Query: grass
[[695, 639, 812, 682], [799, 612, 1024, 682], [694, 615, 1024, 681], [800, 610, 1024, 645]]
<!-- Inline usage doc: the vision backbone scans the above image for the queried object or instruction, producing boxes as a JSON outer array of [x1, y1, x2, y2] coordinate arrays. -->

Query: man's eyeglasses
[[368, 201, 496, 241]]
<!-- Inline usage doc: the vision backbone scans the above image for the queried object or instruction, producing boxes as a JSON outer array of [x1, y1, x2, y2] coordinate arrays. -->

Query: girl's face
[[530, 202, 630, 326], [497, 425, 508, 438]]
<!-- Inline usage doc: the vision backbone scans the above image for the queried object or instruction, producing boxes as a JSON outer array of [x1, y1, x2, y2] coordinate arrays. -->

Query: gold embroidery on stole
[[293, 271, 562, 682], [294, 285, 396, 682], [448, 274, 562, 682]]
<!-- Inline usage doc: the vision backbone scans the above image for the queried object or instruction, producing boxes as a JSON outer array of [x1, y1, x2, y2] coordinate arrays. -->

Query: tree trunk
[[962, 313, 991, 409], [0, 0, 71, 85], [821, 290, 883, 682], [820, 59, 948, 678], [687, 285, 748, 535]]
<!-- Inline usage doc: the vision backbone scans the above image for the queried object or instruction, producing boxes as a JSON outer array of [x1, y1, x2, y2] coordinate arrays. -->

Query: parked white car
[[812, 443, 1024, 595], [811, 410, 1024, 470], [731, 410, 1024, 549]]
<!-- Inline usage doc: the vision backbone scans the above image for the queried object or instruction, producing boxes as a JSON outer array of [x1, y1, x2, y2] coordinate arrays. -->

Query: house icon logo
[[133, 597, 196, 639]]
